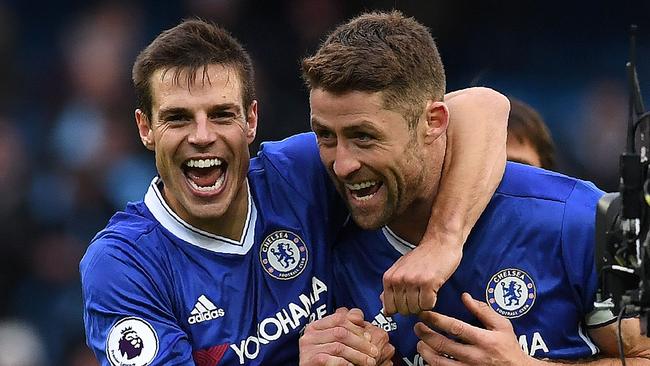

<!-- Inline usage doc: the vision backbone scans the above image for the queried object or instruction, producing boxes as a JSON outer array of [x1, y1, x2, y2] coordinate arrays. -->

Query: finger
[[461, 292, 512, 332], [309, 313, 367, 338], [419, 286, 437, 311], [382, 276, 397, 316], [406, 286, 421, 314], [416, 340, 461, 366], [414, 322, 474, 360], [304, 327, 379, 362], [376, 342, 395, 365], [417, 310, 483, 344], [305, 352, 355, 366], [363, 321, 389, 348], [393, 286, 410, 315], [346, 308, 366, 326]]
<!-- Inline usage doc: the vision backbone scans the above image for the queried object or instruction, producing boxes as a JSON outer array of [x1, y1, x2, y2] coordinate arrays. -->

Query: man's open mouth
[[182, 158, 227, 192], [345, 180, 382, 201]]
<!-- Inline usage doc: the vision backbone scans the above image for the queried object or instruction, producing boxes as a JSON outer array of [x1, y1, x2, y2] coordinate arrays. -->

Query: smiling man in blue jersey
[[80, 19, 512, 366], [299, 10, 650, 366]]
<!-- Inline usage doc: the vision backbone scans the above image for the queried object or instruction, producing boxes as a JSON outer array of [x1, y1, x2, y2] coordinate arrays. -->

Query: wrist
[[421, 218, 465, 248]]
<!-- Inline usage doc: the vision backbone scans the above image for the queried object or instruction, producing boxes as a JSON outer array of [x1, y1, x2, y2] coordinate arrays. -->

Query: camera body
[[595, 192, 649, 335]]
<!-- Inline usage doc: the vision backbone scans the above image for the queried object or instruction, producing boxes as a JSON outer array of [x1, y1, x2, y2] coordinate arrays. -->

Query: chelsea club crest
[[485, 268, 536, 318], [260, 230, 308, 280]]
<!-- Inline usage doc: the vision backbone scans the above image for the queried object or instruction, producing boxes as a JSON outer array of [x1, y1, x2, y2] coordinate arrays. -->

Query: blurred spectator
[[0, 320, 45, 366], [506, 97, 556, 169], [9, 230, 86, 366], [0, 117, 33, 317], [574, 78, 628, 191], [63, 337, 99, 366]]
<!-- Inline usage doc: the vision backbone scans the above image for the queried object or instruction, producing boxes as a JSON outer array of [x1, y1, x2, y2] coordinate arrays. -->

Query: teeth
[[345, 181, 377, 191], [188, 173, 225, 192], [185, 158, 222, 168], [353, 192, 377, 201]]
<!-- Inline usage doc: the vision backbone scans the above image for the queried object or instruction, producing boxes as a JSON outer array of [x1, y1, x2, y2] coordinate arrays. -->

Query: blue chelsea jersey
[[333, 163, 608, 365], [81, 133, 347, 366]]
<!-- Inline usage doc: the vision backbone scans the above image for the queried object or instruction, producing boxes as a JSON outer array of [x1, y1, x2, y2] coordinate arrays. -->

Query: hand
[[413, 293, 534, 366], [363, 320, 394, 366], [299, 307, 382, 366], [381, 233, 462, 315]]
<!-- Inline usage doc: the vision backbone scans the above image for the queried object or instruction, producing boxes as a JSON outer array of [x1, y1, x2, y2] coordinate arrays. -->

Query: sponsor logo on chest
[[187, 295, 226, 325]]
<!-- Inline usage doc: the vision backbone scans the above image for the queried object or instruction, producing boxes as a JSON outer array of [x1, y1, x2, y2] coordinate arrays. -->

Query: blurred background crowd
[[0, 0, 648, 365]]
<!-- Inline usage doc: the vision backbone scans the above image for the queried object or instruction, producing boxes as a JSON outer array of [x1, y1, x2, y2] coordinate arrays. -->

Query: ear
[[135, 109, 155, 151], [423, 101, 449, 144], [245, 100, 258, 144]]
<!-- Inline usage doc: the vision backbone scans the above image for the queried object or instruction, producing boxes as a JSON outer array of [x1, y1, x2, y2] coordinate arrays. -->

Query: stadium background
[[0, 0, 648, 364]]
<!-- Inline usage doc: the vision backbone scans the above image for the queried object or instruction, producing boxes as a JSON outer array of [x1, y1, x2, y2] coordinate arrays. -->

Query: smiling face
[[136, 64, 257, 236], [310, 88, 448, 231]]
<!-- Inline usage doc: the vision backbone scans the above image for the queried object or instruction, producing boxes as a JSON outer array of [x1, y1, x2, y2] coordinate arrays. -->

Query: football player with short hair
[[81, 18, 509, 366], [300, 10, 650, 366]]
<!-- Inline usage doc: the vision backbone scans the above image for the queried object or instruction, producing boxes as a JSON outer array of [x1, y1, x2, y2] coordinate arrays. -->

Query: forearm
[[423, 87, 509, 245]]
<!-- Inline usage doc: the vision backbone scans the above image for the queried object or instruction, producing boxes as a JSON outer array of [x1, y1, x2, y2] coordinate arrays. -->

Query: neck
[[208, 182, 249, 241], [387, 190, 436, 245], [162, 180, 250, 242], [387, 141, 445, 245]]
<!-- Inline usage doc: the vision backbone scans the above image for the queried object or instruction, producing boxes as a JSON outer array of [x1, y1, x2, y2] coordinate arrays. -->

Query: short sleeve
[[560, 181, 608, 323], [255, 132, 348, 232], [80, 238, 194, 366]]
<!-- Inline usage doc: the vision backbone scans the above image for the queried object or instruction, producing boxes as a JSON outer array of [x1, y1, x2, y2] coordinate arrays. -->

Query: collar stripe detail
[[144, 176, 256, 255]]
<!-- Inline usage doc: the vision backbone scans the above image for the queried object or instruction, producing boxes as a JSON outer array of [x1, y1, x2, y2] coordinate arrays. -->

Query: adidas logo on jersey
[[188, 295, 225, 324], [371, 311, 397, 332]]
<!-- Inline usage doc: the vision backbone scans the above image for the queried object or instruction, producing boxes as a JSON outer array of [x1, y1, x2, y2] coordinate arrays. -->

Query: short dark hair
[[302, 11, 445, 127], [132, 19, 255, 121], [507, 98, 556, 169]]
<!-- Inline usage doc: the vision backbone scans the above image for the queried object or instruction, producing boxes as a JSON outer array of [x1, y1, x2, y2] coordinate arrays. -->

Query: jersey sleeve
[[256, 132, 348, 231], [560, 181, 610, 326], [80, 236, 195, 366]]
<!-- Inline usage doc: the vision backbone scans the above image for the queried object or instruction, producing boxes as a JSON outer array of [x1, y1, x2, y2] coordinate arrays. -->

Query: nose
[[332, 143, 361, 179], [188, 114, 216, 146]]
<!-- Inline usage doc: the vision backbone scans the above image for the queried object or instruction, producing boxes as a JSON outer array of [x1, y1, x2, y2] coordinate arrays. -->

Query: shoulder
[[250, 132, 320, 172], [497, 162, 604, 206], [248, 132, 341, 209], [81, 202, 166, 289]]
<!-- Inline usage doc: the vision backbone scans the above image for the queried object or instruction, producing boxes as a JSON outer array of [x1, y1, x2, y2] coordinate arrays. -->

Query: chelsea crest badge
[[485, 268, 536, 318], [260, 230, 308, 280]]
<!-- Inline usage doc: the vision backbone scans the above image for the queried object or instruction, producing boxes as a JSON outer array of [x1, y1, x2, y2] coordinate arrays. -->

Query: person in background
[[506, 97, 556, 170]]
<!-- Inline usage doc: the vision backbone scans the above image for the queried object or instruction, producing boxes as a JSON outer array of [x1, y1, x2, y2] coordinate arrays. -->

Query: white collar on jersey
[[381, 226, 416, 255], [144, 176, 257, 255]]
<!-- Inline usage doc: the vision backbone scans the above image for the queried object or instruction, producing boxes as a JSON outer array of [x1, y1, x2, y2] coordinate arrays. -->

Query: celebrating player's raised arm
[[382, 87, 509, 315]]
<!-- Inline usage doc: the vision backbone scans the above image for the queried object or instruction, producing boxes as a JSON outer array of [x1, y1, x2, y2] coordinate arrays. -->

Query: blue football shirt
[[333, 163, 610, 364], [81, 133, 347, 365]]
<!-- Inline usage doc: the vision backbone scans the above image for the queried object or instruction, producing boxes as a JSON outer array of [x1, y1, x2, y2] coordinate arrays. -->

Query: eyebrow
[[311, 116, 378, 130], [158, 103, 242, 120], [158, 107, 189, 119]]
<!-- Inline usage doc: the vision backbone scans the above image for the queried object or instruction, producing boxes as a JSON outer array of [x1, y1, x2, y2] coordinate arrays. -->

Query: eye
[[165, 114, 191, 124], [211, 111, 235, 119], [354, 132, 374, 143], [315, 128, 336, 141]]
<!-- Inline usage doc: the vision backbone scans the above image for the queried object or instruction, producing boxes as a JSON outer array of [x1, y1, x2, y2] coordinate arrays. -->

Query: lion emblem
[[118, 327, 143, 359]]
